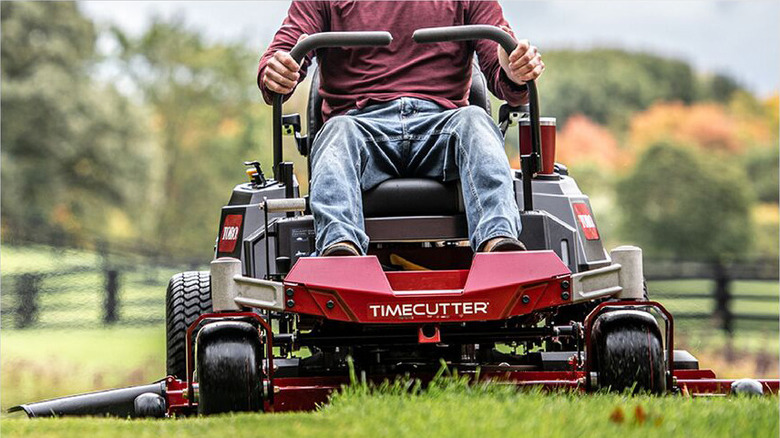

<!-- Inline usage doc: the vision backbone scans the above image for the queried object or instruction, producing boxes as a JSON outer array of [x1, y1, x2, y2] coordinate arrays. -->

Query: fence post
[[15, 273, 41, 328], [712, 261, 733, 334], [104, 269, 120, 324]]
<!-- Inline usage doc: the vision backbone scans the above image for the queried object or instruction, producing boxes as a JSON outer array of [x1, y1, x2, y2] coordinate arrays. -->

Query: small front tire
[[592, 311, 667, 394], [196, 321, 264, 415]]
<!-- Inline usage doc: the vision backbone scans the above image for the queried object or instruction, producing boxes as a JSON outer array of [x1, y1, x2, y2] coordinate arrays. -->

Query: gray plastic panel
[[217, 177, 299, 277], [276, 216, 316, 267], [514, 174, 610, 271], [518, 211, 579, 273]]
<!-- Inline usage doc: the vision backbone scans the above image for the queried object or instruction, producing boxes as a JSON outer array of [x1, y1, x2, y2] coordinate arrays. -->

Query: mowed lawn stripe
[[2, 389, 778, 438]]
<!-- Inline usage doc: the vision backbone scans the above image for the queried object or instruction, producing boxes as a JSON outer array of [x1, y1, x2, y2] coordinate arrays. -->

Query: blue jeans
[[310, 97, 522, 254]]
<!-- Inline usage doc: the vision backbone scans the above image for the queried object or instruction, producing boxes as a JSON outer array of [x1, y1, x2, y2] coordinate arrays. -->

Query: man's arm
[[257, 1, 328, 104], [466, 2, 544, 106]]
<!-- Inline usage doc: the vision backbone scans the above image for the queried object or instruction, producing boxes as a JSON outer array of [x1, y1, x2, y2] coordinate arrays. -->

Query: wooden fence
[[645, 259, 778, 333]]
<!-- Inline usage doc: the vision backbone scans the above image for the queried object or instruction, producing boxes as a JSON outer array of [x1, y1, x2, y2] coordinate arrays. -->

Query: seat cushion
[[362, 178, 463, 217]]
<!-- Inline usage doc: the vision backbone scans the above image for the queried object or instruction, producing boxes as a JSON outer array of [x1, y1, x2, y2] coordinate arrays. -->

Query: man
[[258, 1, 544, 256]]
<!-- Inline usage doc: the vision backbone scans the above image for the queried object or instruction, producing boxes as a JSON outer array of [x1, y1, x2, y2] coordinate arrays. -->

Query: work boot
[[480, 236, 526, 252], [321, 241, 361, 257]]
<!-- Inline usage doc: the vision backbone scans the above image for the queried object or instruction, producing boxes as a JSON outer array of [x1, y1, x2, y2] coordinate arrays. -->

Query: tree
[[556, 114, 624, 169], [111, 18, 285, 255], [538, 49, 696, 129], [1, 2, 151, 245], [629, 102, 742, 153], [743, 146, 779, 204], [617, 142, 754, 261], [537, 49, 747, 130]]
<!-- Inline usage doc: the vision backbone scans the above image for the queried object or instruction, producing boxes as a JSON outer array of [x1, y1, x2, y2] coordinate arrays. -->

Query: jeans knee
[[312, 115, 362, 163], [452, 106, 500, 142], [316, 116, 360, 143], [454, 105, 492, 126]]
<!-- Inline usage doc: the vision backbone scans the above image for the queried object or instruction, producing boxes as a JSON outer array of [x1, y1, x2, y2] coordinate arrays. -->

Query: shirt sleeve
[[257, 1, 329, 104], [465, 1, 529, 106]]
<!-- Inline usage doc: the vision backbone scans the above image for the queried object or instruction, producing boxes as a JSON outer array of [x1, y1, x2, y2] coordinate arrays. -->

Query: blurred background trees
[[109, 18, 270, 254], [2, 1, 777, 262], [537, 49, 739, 131], [1, 2, 152, 247], [617, 142, 754, 261]]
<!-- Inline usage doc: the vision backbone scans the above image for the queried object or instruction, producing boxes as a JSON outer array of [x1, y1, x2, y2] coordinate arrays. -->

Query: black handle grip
[[413, 25, 516, 55], [272, 31, 393, 180], [413, 25, 542, 211], [288, 31, 393, 63]]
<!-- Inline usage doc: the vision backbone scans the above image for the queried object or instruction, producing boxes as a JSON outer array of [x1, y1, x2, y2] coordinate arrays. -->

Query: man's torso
[[314, 1, 474, 118]]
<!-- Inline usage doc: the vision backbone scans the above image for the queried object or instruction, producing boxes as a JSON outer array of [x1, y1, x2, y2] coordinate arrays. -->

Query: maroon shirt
[[257, 1, 528, 121]]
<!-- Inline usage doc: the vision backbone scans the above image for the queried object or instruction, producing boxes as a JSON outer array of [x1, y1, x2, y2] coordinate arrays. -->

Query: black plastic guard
[[8, 381, 166, 418]]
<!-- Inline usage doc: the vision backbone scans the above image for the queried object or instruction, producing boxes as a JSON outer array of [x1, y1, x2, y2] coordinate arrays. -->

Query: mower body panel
[[515, 174, 610, 272], [282, 251, 571, 323], [215, 178, 300, 274]]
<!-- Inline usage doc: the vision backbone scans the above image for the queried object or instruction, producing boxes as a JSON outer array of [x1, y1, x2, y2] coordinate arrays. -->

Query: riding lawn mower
[[11, 25, 778, 418]]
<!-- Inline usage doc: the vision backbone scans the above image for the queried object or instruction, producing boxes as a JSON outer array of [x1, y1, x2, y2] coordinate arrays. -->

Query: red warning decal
[[218, 214, 243, 253], [572, 203, 600, 241]]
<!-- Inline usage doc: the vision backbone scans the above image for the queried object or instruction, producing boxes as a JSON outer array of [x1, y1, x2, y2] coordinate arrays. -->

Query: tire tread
[[165, 271, 212, 378]]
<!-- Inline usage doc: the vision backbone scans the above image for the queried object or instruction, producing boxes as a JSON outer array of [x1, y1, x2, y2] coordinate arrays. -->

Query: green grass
[[1, 246, 102, 274], [2, 383, 778, 438], [1, 327, 165, 412]]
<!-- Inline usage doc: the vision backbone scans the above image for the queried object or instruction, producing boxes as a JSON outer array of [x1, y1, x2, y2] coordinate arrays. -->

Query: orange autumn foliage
[[556, 114, 624, 169], [763, 93, 779, 135], [629, 101, 773, 154]]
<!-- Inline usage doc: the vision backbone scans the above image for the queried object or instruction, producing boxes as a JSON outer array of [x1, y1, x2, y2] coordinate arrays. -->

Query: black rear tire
[[196, 321, 264, 415], [596, 326, 666, 394], [166, 271, 212, 378]]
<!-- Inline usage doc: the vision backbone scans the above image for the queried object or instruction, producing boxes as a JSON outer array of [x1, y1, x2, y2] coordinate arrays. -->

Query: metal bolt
[[286, 299, 295, 308], [561, 291, 571, 301], [285, 288, 295, 297], [326, 300, 335, 309], [521, 295, 530, 304], [561, 280, 570, 290]]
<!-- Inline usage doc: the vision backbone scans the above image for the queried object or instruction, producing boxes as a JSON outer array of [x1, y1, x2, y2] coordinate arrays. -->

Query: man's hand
[[497, 26, 544, 85], [263, 34, 307, 94]]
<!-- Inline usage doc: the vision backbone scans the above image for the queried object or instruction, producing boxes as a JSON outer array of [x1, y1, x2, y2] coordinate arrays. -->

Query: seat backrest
[[307, 60, 490, 139]]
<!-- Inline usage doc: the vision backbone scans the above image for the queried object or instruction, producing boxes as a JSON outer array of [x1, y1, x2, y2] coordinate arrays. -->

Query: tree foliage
[[629, 102, 741, 153], [556, 114, 624, 169], [617, 142, 754, 260], [743, 146, 779, 204], [1, 2, 151, 245], [538, 49, 744, 129], [111, 18, 275, 254], [629, 100, 776, 154]]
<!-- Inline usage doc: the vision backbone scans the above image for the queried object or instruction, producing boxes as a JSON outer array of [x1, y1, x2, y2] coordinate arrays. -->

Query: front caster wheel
[[196, 321, 264, 415], [592, 310, 667, 394]]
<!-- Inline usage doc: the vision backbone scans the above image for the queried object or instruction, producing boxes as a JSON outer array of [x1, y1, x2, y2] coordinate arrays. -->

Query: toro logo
[[572, 203, 600, 240], [218, 214, 243, 253], [368, 301, 489, 320]]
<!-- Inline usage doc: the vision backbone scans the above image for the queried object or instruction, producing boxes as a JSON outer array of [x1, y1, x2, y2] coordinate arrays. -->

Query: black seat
[[362, 178, 463, 217]]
